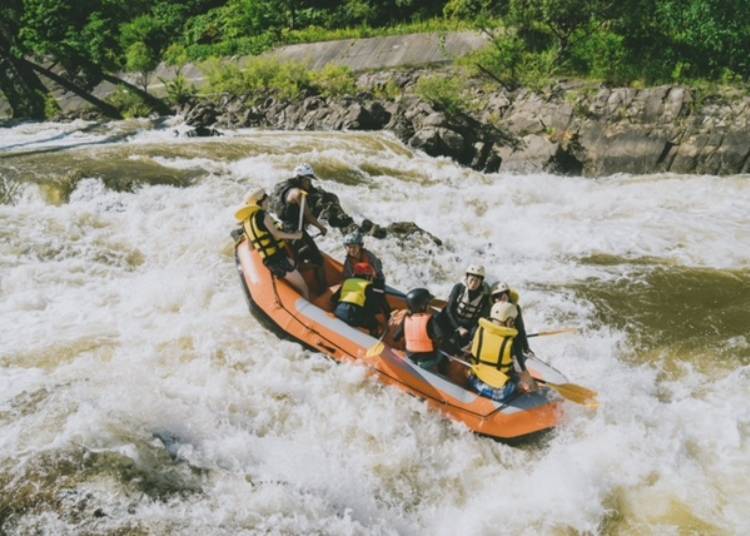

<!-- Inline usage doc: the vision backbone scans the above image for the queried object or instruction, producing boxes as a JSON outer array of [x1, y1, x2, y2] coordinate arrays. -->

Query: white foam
[[0, 124, 748, 534]]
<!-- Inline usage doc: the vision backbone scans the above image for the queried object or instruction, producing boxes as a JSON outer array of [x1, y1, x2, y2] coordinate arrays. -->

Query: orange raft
[[235, 239, 566, 441]]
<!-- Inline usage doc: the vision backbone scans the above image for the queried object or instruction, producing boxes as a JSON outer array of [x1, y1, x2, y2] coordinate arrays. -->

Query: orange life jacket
[[404, 313, 435, 353]]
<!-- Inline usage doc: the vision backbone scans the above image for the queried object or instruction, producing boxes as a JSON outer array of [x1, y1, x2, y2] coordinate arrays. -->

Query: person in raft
[[331, 262, 389, 336], [489, 281, 534, 357], [270, 163, 328, 291], [235, 189, 309, 299], [392, 288, 443, 371], [342, 232, 389, 314], [435, 264, 491, 352], [468, 301, 538, 403]]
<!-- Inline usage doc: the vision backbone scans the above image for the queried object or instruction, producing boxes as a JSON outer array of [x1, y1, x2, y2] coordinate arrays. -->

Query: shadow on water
[[571, 254, 750, 367]]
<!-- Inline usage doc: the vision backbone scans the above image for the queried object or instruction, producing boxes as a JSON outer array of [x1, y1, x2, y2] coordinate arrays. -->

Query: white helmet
[[244, 188, 267, 205], [490, 281, 510, 296], [490, 302, 518, 323], [465, 264, 485, 278], [293, 163, 316, 178]]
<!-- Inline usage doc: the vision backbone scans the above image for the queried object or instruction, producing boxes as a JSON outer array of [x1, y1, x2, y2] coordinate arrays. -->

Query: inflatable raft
[[234, 238, 567, 441]]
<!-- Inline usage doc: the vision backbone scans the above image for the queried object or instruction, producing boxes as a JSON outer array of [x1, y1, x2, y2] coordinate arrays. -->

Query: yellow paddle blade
[[545, 382, 598, 406], [365, 341, 385, 358], [471, 364, 510, 389]]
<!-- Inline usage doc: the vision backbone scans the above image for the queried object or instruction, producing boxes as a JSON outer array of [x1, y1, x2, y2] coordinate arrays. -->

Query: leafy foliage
[[415, 74, 467, 115], [310, 64, 357, 98], [3, 0, 750, 119]]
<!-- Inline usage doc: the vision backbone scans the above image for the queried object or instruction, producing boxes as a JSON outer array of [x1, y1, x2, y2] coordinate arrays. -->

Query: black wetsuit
[[270, 178, 324, 267]]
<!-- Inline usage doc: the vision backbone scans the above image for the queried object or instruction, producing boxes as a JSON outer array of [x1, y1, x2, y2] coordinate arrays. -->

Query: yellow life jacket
[[339, 277, 371, 307], [470, 317, 518, 386], [241, 205, 286, 260]]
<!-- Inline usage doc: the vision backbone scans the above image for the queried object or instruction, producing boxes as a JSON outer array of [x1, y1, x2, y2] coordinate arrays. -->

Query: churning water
[[1, 119, 749, 535]]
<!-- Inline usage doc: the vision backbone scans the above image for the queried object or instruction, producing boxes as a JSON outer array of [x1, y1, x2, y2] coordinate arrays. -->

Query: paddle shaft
[[439, 350, 473, 368], [527, 328, 577, 338], [298, 190, 308, 232]]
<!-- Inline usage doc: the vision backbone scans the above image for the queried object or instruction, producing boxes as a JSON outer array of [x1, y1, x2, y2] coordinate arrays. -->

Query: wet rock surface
[[179, 69, 750, 177]]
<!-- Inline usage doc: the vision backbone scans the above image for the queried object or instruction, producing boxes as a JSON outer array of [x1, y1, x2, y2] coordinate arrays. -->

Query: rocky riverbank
[[180, 67, 750, 177]]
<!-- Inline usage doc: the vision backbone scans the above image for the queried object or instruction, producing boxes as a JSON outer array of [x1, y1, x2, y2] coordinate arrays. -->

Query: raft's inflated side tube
[[234, 238, 564, 440]]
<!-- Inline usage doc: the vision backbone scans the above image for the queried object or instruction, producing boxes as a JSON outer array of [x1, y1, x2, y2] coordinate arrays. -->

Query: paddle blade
[[365, 341, 385, 358], [546, 382, 598, 407]]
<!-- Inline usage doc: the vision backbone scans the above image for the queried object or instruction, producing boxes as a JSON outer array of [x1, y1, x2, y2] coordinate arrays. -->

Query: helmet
[[490, 281, 510, 297], [465, 264, 485, 278], [490, 302, 518, 323], [343, 232, 364, 246], [244, 188, 267, 206], [406, 288, 433, 313], [353, 262, 375, 277], [293, 163, 316, 178]]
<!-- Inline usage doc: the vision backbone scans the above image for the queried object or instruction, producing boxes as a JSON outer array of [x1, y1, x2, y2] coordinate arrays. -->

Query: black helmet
[[406, 288, 433, 313]]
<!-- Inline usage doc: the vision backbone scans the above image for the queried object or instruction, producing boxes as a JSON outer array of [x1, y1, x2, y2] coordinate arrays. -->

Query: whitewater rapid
[[1, 120, 749, 534]]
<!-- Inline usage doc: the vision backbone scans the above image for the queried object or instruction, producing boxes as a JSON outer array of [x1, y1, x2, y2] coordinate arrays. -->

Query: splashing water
[[1, 120, 749, 534]]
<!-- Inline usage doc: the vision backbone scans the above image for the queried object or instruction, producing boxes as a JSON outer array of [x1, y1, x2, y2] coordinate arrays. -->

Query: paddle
[[365, 329, 388, 358], [439, 350, 510, 387], [298, 190, 308, 232], [440, 351, 598, 406], [538, 381, 599, 407], [527, 327, 578, 338]]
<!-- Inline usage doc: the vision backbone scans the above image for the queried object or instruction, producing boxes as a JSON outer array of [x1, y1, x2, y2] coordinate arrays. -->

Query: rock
[[187, 125, 221, 137], [173, 69, 750, 176], [495, 134, 560, 173], [384, 221, 442, 245]]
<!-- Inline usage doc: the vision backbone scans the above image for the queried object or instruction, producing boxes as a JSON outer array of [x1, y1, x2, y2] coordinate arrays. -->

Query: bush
[[245, 56, 311, 101], [415, 74, 466, 115], [44, 93, 62, 119], [200, 56, 312, 103], [569, 29, 632, 85], [373, 79, 402, 101], [106, 87, 152, 118], [161, 75, 197, 106], [310, 64, 356, 97], [461, 33, 526, 89]]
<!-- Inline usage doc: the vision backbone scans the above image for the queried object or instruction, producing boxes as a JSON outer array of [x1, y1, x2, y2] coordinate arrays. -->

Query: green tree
[[126, 41, 159, 92]]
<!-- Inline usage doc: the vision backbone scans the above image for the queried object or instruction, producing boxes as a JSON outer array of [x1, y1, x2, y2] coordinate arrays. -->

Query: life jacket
[[455, 283, 487, 324], [339, 277, 371, 307], [404, 313, 435, 353], [470, 317, 518, 386], [240, 205, 286, 260]]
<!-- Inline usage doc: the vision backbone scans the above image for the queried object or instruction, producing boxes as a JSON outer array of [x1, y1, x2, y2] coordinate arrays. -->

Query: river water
[[1, 119, 748, 535]]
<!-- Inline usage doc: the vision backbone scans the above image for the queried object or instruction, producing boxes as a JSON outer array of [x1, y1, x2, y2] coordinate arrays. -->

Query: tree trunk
[[100, 72, 171, 115], [0, 55, 47, 119], [24, 59, 123, 119]]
